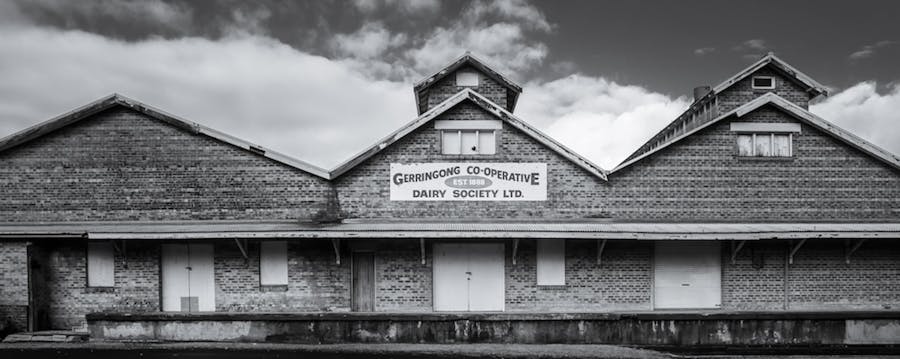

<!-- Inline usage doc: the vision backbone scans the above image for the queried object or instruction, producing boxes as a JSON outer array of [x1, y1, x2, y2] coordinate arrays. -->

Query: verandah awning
[[1, 220, 899, 240]]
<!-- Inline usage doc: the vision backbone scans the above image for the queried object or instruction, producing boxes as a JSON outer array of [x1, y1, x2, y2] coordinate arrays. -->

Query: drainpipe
[[783, 241, 790, 310]]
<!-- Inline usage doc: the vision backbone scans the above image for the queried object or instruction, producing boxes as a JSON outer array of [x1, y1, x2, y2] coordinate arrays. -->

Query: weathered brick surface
[[717, 67, 812, 112], [36, 241, 159, 329], [423, 65, 510, 112], [216, 241, 350, 312], [335, 101, 610, 219], [0, 242, 28, 333], [507, 240, 652, 311], [608, 105, 900, 221], [374, 241, 432, 312], [0, 106, 333, 222]]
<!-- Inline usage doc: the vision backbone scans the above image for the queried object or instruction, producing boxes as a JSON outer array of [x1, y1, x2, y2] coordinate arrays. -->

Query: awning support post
[[845, 239, 866, 264], [731, 240, 747, 264], [332, 239, 341, 265], [234, 239, 248, 260], [512, 239, 520, 265], [420, 238, 426, 265], [597, 239, 607, 265], [789, 238, 807, 265]]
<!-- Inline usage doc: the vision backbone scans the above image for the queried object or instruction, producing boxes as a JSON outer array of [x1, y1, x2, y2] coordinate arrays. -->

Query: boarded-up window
[[773, 134, 791, 156], [260, 241, 288, 286], [87, 242, 115, 287], [442, 130, 496, 155], [456, 71, 479, 87], [754, 133, 772, 157], [737, 135, 753, 156], [537, 239, 565, 286]]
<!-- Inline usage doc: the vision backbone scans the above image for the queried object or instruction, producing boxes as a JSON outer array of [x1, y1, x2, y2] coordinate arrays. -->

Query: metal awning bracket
[[234, 238, 249, 259], [420, 238, 426, 265], [597, 239, 608, 265], [845, 239, 866, 264], [112, 240, 128, 269], [512, 239, 520, 265], [332, 239, 341, 265], [731, 240, 747, 264], [789, 238, 807, 265]]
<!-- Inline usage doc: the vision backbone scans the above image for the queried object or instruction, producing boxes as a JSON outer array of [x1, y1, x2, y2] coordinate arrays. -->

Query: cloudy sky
[[0, 0, 898, 169]]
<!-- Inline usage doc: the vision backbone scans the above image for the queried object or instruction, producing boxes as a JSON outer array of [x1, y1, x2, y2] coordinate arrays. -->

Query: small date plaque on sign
[[390, 162, 547, 201]]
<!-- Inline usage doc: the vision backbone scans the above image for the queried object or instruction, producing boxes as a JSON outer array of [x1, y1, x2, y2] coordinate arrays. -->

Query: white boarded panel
[[161, 244, 190, 311], [87, 242, 115, 287], [433, 243, 469, 311], [467, 243, 505, 311], [536, 239, 565, 286], [188, 244, 216, 312], [654, 241, 721, 309], [260, 241, 288, 286]]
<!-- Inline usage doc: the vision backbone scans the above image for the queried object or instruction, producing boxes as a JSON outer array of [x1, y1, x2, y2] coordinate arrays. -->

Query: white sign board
[[390, 163, 547, 201]]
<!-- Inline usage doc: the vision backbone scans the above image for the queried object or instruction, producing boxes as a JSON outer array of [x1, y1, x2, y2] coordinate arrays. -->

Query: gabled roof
[[413, 53, 523, 114], [611, 92, 900, 173], [621, 53, 829, 165], [0, 94, 329, 179], [713, 52, 828, 96], [329, 88, 608, 181]]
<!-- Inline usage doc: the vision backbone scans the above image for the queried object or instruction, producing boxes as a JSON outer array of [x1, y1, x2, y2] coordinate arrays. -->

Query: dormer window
[[731, 122, 801, 158], [456, 71, 479, 87], [751, 76, 775, 90], [435, 120, 500, 155]]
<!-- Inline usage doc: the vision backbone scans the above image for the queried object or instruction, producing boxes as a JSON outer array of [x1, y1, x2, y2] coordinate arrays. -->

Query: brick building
[[1, 53, 899, 342]]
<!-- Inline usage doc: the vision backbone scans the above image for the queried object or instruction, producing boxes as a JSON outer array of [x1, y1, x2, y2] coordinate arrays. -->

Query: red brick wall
[[0, 106, 333, 222], [609, 105, 900, 221], [335, 101, 611, 220], [423, 65, 510, 112]]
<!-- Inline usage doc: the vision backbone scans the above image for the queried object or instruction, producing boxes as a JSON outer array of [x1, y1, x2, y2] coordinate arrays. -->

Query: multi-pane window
[[737, 133, 792, 157], [441, 129, 496, 155], [435, 119, 501, 155]]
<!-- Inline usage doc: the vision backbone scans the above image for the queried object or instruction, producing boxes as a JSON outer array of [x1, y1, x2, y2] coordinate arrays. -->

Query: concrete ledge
[[87, 311, 900, 345]]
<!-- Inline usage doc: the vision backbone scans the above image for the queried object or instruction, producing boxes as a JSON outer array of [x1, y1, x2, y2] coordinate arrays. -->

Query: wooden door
[[654, 241, 721, 309], [352, 252, 375, 312], [162, 244, 215, 312]]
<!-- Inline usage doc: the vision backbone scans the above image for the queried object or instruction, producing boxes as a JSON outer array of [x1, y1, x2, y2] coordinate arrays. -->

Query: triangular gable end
[[0, 94, 329, 179], [712, 53, 828, 97], [329, 88, 608, 181], [611, 92, 900, 173], [413, 53, 523, 114]]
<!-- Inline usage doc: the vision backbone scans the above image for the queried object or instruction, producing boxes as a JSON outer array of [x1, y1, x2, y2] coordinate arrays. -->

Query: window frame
[[751, 76, 776, 90], [441, 129, 497, 155], [736, 132, 793, 157], [259, 241, 289, 287]]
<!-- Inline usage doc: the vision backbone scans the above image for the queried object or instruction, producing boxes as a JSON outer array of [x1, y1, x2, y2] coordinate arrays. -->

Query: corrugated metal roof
[[2, 220, 898, 240]]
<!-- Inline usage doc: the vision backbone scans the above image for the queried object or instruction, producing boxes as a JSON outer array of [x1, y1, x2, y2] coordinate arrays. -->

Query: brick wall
[[717, 67, 812, 112], [608, 105, 900, 221], [216, 241, 350, 312], [0, 106, 333, 222], [374, 241, 432, 311], [0, 242, 28, 334], [37, 241, 159, 329], [507, 240, 652, 311], [423, 65, 510, 112], [335, 101, 611, 220]]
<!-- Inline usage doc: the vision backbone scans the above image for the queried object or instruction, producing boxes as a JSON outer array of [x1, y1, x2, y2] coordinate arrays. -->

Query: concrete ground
[[1, 342, 899, 358]]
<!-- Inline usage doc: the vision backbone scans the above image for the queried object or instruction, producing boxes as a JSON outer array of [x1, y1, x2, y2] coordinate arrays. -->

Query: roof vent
[[693, 86, 711, 102]]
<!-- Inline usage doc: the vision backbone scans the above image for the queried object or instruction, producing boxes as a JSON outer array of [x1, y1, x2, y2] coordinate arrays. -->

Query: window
[[456, 71, 479, 87], [435, 120, 501, 155], [441, 130, 496, 155], [537, 239, 565, 286], [87, 242, 115, 287], [737, 133, 792, 157], [731, 122, 800, 158], [751, 76, 775, 89], [260, 241, 288, 286]]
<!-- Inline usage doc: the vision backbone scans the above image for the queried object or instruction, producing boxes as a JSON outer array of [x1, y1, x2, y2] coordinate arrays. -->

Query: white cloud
[[848, 40, 895, 60], [693, 47, 715, 56], [13, 0, 194, 33], [466, 0, 552, 32], [352, 0, 441, 15], [0, 27, 416, 169], [810, 82, 900, 158], [333, 22, 407, 59], [734, 39, 767, 52], [517, 75, 690, 169]]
